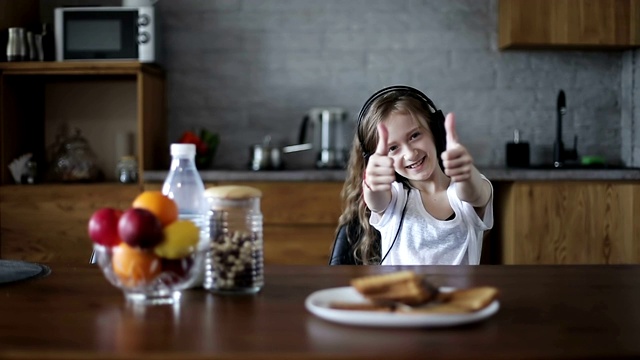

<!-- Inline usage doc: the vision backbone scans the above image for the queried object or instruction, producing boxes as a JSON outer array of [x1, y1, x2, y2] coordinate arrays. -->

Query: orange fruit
[[112, 243, 162, 287], [132, 191, 178, 227]]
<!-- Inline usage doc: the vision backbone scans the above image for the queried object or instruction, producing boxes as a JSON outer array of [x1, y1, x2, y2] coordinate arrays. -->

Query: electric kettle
[[298, 107, 349, 169]]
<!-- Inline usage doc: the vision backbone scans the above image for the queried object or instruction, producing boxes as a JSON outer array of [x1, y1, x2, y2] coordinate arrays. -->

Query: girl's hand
[[364, 123, 395, 192], [441, 113, 474, 182]]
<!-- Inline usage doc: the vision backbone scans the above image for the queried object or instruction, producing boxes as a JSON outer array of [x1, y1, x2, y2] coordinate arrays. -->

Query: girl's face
[[383, 112, 439, 181]]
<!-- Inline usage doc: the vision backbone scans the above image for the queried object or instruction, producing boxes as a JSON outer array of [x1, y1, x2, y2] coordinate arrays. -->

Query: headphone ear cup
[[431, 110, 447, 169]]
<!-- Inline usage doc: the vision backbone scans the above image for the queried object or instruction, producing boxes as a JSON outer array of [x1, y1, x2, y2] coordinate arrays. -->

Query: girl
[[330, 85, 493, 265]]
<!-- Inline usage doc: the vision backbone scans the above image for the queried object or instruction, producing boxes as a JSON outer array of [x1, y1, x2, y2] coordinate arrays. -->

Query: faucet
[[553, 90, 577, 167]]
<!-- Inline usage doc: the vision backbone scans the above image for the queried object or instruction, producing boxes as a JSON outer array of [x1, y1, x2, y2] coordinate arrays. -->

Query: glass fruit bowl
[[93, 243, 205, 305], [88, 191, 206, 305]]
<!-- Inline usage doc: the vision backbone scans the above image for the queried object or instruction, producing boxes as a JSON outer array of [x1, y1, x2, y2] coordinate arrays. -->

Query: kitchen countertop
[[143, 167, 640, 182]]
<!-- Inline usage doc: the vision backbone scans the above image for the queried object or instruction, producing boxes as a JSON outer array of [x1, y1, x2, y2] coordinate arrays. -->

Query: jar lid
[[205, 185, 262, 199]]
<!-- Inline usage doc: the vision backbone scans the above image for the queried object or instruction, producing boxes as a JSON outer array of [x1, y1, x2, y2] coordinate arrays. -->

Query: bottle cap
[[170, 143, 196, 156]]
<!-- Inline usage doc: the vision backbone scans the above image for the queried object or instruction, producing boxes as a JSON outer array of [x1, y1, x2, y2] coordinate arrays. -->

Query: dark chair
[[328, 223, 359, 265], [329, 221, 382, 265]]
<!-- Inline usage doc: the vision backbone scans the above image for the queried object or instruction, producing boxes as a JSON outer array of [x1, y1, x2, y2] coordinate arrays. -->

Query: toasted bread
[[445, 286, 499, 311], [351, 271, 437, 305]]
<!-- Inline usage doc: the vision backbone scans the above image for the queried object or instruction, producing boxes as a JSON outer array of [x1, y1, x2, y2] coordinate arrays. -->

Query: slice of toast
[[351, 271, 437, 305], [396, 287, 499, 314], [445, 286, 499, 311]]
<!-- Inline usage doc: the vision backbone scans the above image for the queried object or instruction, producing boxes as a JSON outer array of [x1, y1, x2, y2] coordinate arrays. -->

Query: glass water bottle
[[204, 185, 264, 294], [162, 143, 207, 288]]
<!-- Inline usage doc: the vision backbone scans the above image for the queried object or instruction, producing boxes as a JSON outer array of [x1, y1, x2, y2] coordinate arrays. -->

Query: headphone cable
[[379, 188, 410, 265]]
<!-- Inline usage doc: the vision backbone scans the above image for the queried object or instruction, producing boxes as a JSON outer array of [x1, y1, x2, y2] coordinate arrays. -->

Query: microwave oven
[[54, 6, 158, 62]]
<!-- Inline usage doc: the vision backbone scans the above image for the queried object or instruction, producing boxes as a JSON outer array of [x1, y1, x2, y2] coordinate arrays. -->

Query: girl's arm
[[440, 113, 492, 210], [454, 166, 492, 208]]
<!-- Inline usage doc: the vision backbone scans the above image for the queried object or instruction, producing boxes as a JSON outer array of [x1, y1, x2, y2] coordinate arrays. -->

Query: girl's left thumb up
[[445, 112, 459, 149]]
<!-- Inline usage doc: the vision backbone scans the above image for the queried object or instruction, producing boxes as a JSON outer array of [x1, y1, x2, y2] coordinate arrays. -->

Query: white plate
[[305, 286, 499, 328]]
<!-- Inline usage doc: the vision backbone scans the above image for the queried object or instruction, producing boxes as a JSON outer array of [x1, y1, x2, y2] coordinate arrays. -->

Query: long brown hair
[[337, 91, 445, 264]]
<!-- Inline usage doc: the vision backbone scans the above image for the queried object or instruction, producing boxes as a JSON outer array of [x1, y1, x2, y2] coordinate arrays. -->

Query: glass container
[[92, 243, 205, 305], [204, 185, 264, 294], [50, 128, 102, 182]]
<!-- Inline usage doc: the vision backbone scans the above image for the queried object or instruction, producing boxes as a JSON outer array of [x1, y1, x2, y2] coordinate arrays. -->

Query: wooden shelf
[[0, 61, 164, 76]]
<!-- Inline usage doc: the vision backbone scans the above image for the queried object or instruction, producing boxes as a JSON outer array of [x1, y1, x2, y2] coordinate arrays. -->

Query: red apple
[[88, 208, 123, 247], [118, 208, 164, 249]]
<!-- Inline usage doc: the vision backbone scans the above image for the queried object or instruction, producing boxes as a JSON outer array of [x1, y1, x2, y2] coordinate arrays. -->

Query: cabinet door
[[499, 0, 640, 49], [0, 184, 141, 263], [499, 182, 640, 264]]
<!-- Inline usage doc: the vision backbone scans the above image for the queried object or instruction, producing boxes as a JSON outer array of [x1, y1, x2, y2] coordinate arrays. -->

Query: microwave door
[[62, 10, 138, 60]]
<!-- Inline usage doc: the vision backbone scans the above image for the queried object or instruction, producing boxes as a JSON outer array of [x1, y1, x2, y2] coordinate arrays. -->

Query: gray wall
[[43, 0, 640, 170], [621, 49, 640, 166]]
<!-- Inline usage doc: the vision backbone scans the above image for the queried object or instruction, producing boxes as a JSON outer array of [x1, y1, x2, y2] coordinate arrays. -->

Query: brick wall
[[621, 50, 639, 167]]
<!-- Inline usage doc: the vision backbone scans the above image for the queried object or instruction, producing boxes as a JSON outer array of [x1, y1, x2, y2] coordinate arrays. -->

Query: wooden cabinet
[[0, 181, 342, 265], [0, 61, 167, 185], [146, 181, 344, 266], [0, 183, 142, 263], [499, 0, 640, 49], [0, 62, 167, 263], [232, 181, 342, 266], [497, 181, 640, 264]]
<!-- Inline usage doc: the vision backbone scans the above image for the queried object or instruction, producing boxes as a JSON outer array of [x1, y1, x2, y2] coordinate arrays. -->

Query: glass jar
[[50, 128, 102, 182], [203, 185, 263, 294]]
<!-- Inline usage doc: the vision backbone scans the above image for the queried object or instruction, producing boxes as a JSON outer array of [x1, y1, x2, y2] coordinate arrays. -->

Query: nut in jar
[[204, 185, 264, 294]]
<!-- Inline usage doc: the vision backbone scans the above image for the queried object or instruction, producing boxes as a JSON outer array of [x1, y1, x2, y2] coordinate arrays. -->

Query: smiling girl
[[331, 85, 493, 265]]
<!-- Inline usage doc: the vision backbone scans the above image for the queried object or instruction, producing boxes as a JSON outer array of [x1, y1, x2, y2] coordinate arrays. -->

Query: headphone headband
[[356, 85, 445, 158]]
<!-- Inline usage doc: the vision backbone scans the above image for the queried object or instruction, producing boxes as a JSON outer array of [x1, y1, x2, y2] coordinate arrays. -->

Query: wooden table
[[2, 264, 640, 360]]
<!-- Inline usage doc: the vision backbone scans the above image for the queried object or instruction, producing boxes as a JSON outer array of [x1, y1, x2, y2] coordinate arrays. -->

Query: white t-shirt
[[370, 177, 494, 265]]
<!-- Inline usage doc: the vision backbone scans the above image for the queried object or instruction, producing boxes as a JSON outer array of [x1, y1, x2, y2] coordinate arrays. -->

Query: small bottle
[[116, 155, 138, 184], [22, 161, 37, 184], [162, 144, 207, 287], [204, 185, 264, 294]]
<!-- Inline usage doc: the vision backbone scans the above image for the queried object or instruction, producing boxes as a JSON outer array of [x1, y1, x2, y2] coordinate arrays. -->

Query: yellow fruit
[[112, 243, 161, 287], [132, 191, 178, 227], [154, 220, 200, 259]]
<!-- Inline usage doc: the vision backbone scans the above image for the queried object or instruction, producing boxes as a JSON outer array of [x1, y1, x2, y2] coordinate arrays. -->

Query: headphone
[[356, 85, 447, 163]]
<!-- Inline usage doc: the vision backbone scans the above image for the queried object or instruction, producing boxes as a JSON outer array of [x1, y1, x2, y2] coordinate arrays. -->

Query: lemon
[[154, 220, 200, 259]]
